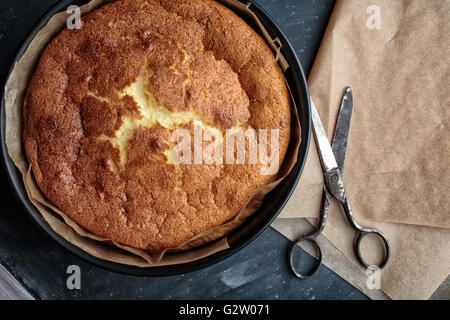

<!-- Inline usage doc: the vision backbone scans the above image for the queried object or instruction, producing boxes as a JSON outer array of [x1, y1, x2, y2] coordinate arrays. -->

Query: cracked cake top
[[23, 0, 291, 252]]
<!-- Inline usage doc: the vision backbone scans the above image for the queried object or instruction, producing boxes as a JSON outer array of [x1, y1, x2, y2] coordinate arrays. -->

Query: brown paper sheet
[[281, 0, 450, 229], [273, 217, 450, 299], [4, 0, 301, 267], [321, 213, 450, 300], [278, 0, 450, 299]]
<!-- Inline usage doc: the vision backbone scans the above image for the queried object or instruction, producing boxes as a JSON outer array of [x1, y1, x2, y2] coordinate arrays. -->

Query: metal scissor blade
[[331, 87, 354, 175], [310, 99, 339, 172]]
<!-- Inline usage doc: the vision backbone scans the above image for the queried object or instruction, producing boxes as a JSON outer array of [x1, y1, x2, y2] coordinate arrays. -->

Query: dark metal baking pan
[[0, 0, 311, 276]]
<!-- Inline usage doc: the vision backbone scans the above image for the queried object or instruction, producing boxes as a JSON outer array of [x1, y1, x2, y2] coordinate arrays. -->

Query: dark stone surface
[[0, 0, 368, 300]]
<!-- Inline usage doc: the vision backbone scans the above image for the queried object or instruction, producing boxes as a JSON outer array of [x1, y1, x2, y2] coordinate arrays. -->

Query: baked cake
[[23, 0, 291, 252]]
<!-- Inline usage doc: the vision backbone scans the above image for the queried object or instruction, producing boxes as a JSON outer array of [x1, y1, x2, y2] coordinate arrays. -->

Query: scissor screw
[[331, 174, 339, 183]]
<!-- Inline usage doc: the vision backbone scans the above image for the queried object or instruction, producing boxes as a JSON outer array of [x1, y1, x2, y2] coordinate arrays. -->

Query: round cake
[[23, 0, 291, 252]]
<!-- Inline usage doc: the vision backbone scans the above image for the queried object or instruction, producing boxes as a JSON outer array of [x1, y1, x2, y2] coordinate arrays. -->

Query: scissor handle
[[354, 229, 391, 270], [288, 235, 322, 279], [289, 191, 330, 279], [340, 196, 391, 270]]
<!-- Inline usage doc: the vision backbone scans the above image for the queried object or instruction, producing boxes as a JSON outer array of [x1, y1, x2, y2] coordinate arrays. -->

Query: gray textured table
[[0, 0, 374, 300]]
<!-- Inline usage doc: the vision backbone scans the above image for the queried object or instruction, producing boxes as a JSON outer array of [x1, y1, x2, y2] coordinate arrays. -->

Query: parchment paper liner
[[4, 0, 302, 266]]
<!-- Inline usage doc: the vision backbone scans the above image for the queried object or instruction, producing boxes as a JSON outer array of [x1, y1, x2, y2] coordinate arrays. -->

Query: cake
[[23, 0, 291, 252]]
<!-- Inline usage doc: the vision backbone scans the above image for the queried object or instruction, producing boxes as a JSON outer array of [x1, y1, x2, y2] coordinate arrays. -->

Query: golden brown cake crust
[[23, 0, 291, 251]]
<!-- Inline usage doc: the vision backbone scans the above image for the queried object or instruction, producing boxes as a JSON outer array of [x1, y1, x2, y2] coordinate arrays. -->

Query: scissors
[[288, 87, 390, 278]]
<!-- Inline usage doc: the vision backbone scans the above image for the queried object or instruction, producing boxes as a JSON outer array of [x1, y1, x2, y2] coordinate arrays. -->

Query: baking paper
[[278, 0, 450, 299]]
